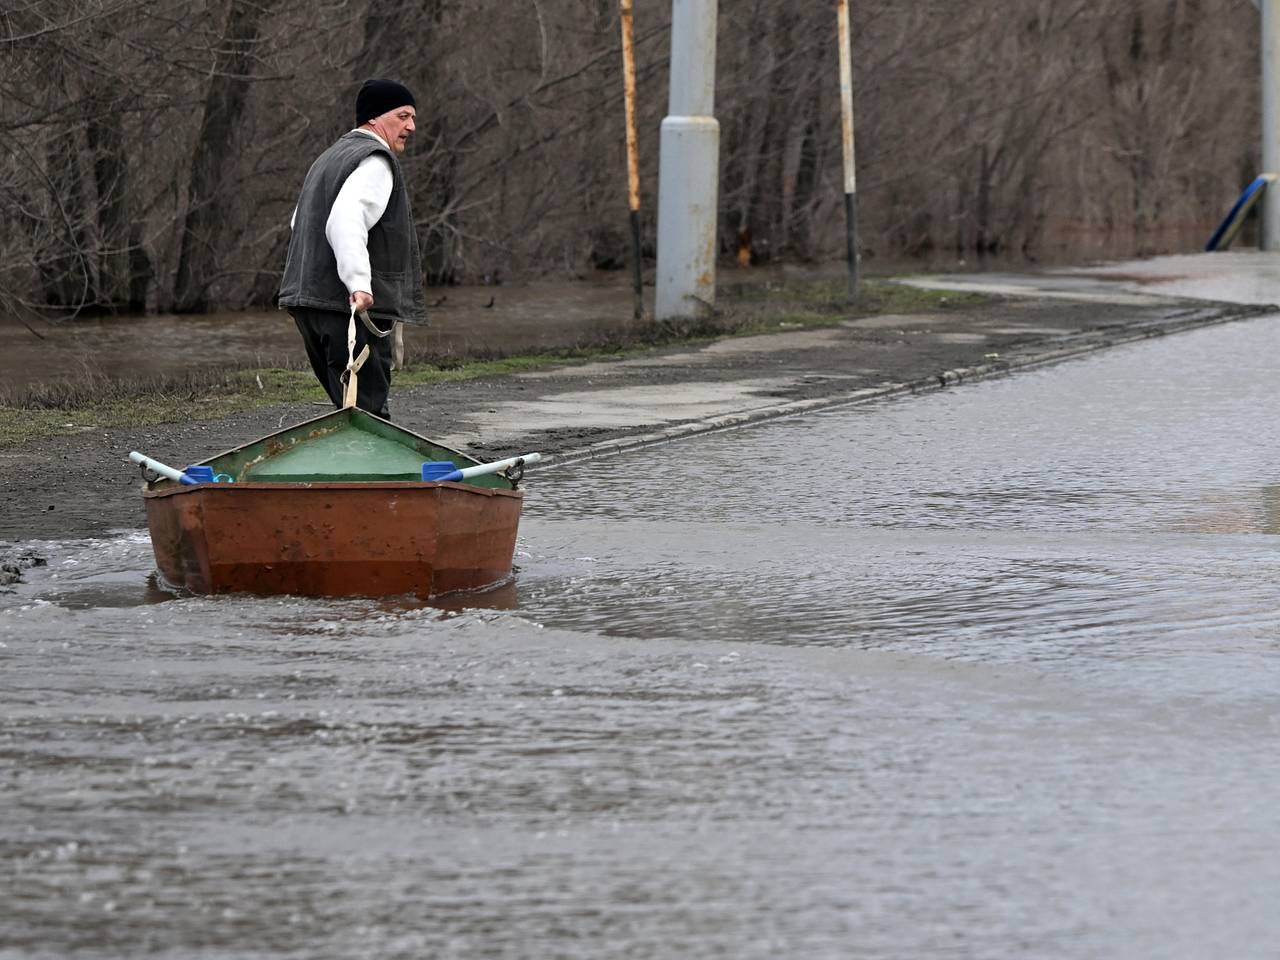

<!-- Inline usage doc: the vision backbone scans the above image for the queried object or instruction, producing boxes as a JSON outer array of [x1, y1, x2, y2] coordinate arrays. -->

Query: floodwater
[[5, 315, 1280, 957], [0, 279, 652, 400], [0, 255, 1079, 401]]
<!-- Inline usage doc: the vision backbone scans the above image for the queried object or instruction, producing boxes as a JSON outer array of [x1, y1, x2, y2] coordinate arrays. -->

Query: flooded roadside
[[0, 255, 1090, 402], [5, 316, 1280, 957], [0, 279, 654, 399]]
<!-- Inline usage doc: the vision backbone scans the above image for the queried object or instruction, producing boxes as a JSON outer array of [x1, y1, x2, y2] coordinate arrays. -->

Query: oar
[[421, 453, 542, 483], [129, 451, 226, 485]]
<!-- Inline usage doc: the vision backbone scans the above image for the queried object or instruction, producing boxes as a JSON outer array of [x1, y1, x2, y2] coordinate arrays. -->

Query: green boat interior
[[199, 408, 512, 488]]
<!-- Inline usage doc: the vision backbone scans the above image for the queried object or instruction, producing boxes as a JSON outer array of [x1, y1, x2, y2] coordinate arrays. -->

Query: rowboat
[[133, 408, 532, 599]]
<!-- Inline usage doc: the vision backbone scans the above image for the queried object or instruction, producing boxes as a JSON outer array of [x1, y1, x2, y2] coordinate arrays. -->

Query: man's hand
[[351, 290, 374, 312]]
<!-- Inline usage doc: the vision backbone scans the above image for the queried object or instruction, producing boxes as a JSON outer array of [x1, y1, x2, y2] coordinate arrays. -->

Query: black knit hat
[[355, 79, 416, 127]]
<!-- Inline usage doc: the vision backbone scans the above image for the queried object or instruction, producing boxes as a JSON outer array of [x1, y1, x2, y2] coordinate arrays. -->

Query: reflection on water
[[0, 532, 521, 615], [5, 317, 1280, 957]]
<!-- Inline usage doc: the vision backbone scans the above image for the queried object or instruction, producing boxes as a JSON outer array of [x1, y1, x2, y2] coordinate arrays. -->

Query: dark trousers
[[292, 307, 393, 420]]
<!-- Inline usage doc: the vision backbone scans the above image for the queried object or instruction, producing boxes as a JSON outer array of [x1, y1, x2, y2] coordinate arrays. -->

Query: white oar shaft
[[456, 452, 542, 480], [129, 451, 185, 483]]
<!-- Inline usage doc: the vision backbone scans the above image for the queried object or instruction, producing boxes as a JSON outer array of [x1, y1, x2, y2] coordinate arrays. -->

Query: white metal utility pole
[[655, 0, 720, 320], [1263, 0, 1280, 249]]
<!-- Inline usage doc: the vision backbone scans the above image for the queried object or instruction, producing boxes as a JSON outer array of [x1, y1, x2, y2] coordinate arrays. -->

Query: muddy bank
[[0, 289, 1265, 543]]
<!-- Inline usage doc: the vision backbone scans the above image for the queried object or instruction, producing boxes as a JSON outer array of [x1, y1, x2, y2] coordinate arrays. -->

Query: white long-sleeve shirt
[[291, 128, 394, 297]]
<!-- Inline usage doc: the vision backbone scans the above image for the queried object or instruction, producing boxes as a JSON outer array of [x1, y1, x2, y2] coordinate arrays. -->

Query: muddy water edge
[[0, 280, 650, 401]]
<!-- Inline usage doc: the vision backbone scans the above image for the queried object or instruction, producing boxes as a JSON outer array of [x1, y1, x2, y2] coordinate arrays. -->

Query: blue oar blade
[[421, 461, 463, 482]]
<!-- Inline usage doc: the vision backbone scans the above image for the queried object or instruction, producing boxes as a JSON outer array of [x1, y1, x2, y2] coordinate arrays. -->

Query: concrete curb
[[538, 300, 1275, 471]]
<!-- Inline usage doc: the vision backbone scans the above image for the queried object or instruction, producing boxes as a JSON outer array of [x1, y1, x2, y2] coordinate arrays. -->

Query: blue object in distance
[[1206, 175, 1274, 251]]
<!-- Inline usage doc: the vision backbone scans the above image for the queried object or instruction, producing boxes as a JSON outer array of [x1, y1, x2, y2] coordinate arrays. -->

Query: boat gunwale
[[199, 407, 479, 463], [141, 479, 525, 500], [140, 407, 523, 492]]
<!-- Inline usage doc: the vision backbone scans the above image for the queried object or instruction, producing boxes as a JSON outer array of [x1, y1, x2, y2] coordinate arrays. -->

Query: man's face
[[371, 106, 416, 154]]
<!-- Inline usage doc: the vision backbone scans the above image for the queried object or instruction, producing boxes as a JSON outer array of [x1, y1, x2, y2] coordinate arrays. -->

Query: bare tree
[[173, 0, 273, 312], [0, 0, 1265, 320]]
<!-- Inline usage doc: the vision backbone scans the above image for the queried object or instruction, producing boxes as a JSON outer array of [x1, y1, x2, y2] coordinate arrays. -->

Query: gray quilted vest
[[278, 131, 426, 324]]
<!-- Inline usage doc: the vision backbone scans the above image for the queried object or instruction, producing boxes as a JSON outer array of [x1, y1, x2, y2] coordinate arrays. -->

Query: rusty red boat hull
[[143, 480, 523, 598]]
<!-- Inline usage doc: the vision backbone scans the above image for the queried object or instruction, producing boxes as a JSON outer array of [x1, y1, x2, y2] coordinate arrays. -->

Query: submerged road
[[5, 251, 1280, 956]]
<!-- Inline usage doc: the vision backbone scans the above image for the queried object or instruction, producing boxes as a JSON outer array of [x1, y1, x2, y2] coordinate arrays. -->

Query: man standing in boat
[[278, 79, 427, 420]]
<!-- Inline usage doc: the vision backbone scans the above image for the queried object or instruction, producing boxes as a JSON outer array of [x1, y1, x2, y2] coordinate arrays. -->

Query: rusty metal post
[[620, 0, 645, 319], [837, 0, 860, 299], [655, 0, 720, 321]]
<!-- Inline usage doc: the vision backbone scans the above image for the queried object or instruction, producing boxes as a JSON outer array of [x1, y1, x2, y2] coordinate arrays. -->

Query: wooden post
[[836, 0, 860, 300], [620, 0, 645, 320]]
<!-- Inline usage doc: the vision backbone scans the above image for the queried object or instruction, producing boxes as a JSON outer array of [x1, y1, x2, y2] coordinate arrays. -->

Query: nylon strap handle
[[355, 308, 403, 371], [341, 304, 401, 407], [340, 305, 370, 409], [359, 310, 393, 338]]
